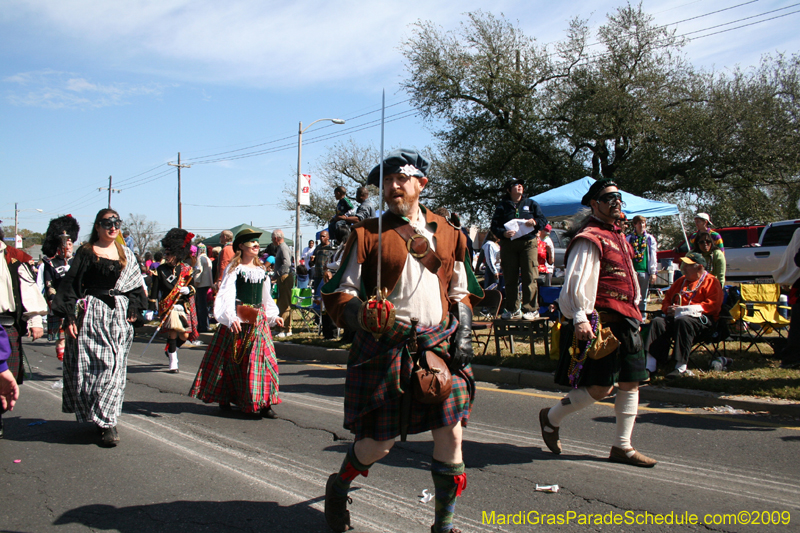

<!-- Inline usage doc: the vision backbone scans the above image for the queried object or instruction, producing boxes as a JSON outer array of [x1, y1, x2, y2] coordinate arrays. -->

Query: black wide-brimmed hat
[[581, 178, 618, 206], [232, 229, 262, 251], [42, 215, 80, 257], [367, 148, 430, 187], [161, 228, 194, 261]]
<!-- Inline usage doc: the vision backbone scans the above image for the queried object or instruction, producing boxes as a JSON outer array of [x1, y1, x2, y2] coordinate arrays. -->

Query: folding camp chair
[[732, 283, 791, 355], [538, 286, 562, 321], [290, 287, 321, 334], [472, 289, 504, 356]]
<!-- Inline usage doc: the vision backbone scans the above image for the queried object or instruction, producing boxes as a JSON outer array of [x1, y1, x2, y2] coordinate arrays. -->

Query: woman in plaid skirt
[[53, 209, 147, 447], [189, 229, 284, 418]]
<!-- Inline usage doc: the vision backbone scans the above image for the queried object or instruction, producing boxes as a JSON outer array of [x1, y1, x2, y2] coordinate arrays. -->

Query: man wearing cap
[[272, 229, 294, 338], [490, 178, 548, 320], [321, 148, 483, 533], [645, 252, 723, 378], [627, 216, 658, 320], [539, 179, 657, 468], [689, 213, 724, 251]]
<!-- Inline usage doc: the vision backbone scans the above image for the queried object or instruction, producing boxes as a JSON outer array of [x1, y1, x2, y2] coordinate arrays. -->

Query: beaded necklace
[[567, 310, 599, 388], [632, 234, 647, 264], [672, 271, 708, 305]]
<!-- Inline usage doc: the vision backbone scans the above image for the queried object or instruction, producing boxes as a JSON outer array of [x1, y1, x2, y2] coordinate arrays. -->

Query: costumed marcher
[[41, 214, 80, 360], [538, 180, 657, 468], [537, 224, 555, 287], [321, 148, 483, 533], [626, 216, 658, 320], [490, 178, 548, 320], [645, 252, 723, 378], [189, 229, 284, 417], [0, 225, 47, 439], [53, 209, 147, 447], [151, 228, 197, 373]]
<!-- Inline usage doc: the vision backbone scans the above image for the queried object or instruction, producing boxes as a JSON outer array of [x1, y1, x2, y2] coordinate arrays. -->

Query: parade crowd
[[1, 148, 798, 533]]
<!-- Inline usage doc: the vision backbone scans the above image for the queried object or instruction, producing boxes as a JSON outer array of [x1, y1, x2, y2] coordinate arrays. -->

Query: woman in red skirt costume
[[189, 229, 284, 418]]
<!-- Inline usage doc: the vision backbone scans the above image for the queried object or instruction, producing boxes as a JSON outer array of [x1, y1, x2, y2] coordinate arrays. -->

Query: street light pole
[[13, 203, 43, 248], [295, 117, 345, 266]]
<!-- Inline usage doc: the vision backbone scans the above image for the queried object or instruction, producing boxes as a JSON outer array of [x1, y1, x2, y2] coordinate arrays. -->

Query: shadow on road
[[592, 412, 779, 432], [53, 499, 329, 532]]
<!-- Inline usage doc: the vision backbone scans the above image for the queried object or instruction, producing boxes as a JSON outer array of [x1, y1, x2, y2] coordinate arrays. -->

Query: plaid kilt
[[47, 315, 65, 341], [186, 294, 199, 342], [189, 308, 280, 413], [345, 316, 475, 441], [62, 295, 134, 427], [4, 324, 24, 384]]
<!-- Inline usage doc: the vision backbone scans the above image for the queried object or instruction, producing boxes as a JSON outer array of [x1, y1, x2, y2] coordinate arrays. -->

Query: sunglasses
[[698, 240, 713, 245], [98, 217, 122, 230], [597, 192, 622, 204]]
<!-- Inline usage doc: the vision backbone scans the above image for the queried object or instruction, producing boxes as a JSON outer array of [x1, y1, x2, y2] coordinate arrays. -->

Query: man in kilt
[[0, 225, 47, 438], [322, 149, 483, 533], [539, 179, 656, 467], [41, 215, 80, 360]]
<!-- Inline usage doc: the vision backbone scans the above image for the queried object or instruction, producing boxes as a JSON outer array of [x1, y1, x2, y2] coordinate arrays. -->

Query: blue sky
[[2, 0, 798, 244]]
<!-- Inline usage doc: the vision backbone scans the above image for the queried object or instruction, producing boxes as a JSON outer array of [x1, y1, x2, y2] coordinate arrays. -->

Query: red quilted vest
[[565, 217, 640, 321]]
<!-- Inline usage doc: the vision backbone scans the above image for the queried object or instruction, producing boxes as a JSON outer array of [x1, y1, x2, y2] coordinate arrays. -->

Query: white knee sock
[[168, 351, 179, 370], [614, 389, 639, 450], [546, 387, 595, 429]]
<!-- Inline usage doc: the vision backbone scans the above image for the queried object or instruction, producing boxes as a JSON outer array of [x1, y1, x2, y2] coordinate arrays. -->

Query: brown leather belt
[[598, 310, 624, 324], [393, 223, 442, 275]]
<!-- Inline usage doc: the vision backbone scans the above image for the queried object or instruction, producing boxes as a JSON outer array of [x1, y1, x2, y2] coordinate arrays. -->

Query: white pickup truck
[[725, 219, 800, 283]]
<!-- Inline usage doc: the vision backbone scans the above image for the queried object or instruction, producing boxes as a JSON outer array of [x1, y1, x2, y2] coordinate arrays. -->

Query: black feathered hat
[[161, 228, 194, 261], [42, 215, 80, 257]]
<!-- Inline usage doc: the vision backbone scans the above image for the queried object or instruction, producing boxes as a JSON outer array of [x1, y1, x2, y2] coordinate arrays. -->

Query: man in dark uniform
[[41, 215, 80, 360], [322, 149, 483, 533], [538, 179, 656, 467]]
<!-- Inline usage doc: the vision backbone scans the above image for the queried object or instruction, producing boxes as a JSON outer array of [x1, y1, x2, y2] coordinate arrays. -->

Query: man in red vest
[[538, 179, 656, 468]]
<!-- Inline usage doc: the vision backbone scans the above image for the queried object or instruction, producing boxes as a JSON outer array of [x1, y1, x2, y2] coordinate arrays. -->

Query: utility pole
[[14, 202, 18, 246], [169, 152, 191, 228], [98, 175, 121, 208]]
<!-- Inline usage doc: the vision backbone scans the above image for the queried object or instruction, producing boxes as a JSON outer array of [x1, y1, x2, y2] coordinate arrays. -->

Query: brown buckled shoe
[[608, 446, 657, 468], [539, 408, 562, 455], [325, 473, 352, 532]]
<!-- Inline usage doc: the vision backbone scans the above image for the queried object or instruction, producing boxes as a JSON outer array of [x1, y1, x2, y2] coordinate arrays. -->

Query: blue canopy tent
[[530, 177, 689, 245]]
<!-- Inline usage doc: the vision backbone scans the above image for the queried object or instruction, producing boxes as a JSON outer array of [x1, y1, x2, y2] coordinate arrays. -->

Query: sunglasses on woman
[[99, 217, 122, 230], [698, 239, 712, 245]]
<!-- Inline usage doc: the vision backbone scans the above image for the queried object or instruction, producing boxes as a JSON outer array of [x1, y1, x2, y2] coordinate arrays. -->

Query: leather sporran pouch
[[412, 351, 452, 404], [586, 322, 619, 360], [236, 305, 259, 324]]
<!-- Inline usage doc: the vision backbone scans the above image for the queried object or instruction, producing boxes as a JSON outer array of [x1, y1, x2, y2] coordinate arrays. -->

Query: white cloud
[[2, 0, 799, 90], [3, 70, 166, 108]]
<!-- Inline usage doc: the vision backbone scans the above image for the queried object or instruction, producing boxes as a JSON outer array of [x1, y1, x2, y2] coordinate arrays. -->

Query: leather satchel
[[586, 322, 619, 360], [236, 305, 259, 324], [412, 351, 452, 404]]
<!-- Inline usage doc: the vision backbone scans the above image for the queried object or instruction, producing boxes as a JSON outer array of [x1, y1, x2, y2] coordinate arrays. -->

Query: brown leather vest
[[323, 208, 469, 325], [565, 217, 640, 321]]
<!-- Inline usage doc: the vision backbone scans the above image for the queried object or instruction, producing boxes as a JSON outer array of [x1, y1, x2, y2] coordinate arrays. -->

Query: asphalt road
[[2, 332, 799, 533]]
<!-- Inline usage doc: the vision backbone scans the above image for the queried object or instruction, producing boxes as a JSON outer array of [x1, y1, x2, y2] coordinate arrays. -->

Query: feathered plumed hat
[[160, 228, 194, 261], [42, 215, 80, 257]]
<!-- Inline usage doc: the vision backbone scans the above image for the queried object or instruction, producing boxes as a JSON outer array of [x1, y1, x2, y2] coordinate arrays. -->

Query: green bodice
[[236, 272, 263, 306]]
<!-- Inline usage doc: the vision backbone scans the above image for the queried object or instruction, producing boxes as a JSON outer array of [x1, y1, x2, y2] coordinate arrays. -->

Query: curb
[[137, 326, 800, 417], [271, 341, 800, 418]]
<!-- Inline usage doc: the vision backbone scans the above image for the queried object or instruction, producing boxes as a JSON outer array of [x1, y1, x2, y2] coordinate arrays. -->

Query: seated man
[[645, 252, 723, 378]]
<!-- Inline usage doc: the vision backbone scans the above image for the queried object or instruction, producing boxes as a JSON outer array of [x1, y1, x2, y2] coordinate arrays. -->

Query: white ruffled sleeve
[[214, 264, 239, 328], [261, 275, 279, 326], [557, 239, 600, 326]]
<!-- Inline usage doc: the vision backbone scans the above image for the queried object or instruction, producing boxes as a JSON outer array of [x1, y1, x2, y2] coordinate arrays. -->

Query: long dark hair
[[82, 208, 127, 267]]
